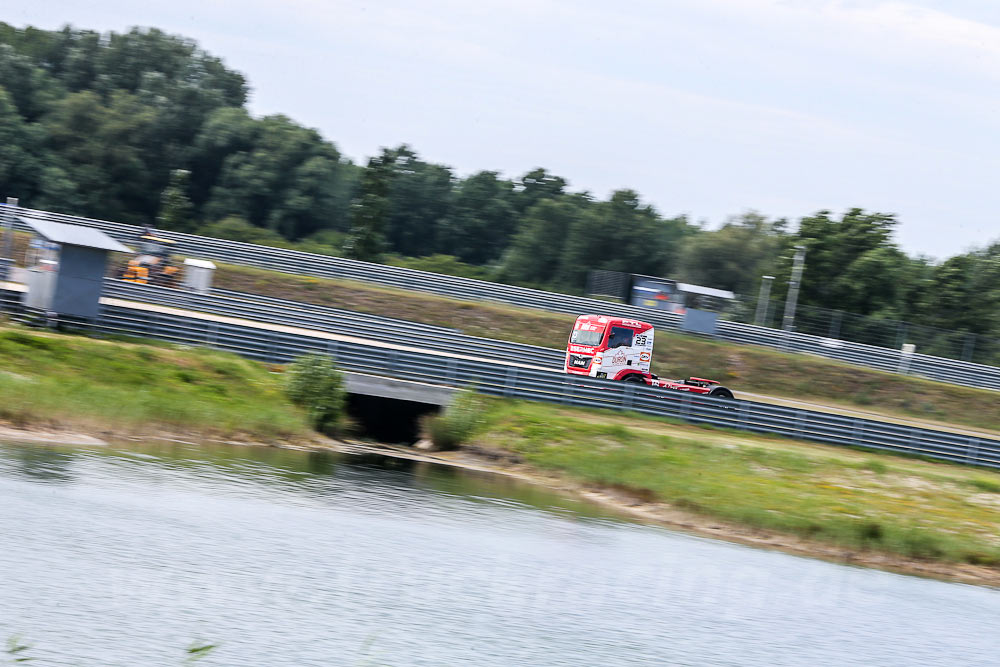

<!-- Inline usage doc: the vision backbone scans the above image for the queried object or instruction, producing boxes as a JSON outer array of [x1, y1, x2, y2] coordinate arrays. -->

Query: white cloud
[[704, 0, 1000, 72]]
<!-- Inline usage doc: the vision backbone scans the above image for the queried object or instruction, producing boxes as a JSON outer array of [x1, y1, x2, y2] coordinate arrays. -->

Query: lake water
[[1, 442, 999, 666]]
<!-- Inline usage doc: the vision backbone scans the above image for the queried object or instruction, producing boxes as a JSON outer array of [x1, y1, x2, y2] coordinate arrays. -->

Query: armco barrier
[[7, 204, 1000, 391], [101, 279, 562, 369], [88, 301, 1000, 469], [3, 284, 997, 468]]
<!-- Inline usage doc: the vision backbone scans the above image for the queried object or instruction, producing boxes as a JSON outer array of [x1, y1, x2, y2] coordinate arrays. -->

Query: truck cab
[[565, 315, 654, 381], [565, 314, 736, 398]]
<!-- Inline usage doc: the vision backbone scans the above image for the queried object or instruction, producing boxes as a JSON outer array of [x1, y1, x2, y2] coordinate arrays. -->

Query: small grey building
[[22, 218, 131, 320], [676, 283, 736, 336]]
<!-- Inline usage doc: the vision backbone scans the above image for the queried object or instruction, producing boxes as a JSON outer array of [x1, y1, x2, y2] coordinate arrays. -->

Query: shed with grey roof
[[21, 217, 132, 319]]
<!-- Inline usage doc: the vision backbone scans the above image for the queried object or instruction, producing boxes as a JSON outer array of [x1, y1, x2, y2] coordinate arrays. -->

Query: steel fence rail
[[101, 279, 563, 369], [8, 204, 1000, 392], [86, 301, 1000, 469], [95, 281, 1000, 442], [2, 285, 997, 468]]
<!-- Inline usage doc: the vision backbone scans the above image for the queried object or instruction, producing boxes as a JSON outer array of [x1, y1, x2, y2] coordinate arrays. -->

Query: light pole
[[754, 275, 774, 327], [1, 197, 17, 280], [782, 245, 806, 332]]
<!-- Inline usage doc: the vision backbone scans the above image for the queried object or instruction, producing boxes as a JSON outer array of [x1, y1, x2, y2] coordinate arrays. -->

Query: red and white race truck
[[564, 314, 735, 398]]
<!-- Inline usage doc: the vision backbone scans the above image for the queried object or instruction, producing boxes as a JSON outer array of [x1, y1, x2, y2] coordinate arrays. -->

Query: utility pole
[[1, 197, 17, 280], [754, 275, 774, 327], [782, 245, 806, 332]]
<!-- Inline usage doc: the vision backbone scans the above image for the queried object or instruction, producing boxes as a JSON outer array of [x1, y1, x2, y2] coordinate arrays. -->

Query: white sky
[[6, 0, 1000, 259]]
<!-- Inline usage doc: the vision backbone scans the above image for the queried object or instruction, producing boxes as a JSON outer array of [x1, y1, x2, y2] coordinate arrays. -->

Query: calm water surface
[[1, 442, 999, 666]]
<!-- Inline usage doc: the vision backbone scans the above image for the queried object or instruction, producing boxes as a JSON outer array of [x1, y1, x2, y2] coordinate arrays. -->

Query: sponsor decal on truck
[[564, 314, 735, 399]]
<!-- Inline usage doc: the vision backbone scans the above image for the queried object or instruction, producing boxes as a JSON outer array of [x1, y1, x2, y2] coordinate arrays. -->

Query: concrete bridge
[[342, 372, 455, 406]]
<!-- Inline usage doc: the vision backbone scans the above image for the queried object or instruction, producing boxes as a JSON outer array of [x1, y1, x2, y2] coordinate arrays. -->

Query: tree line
[[0, 23, 997, 346]]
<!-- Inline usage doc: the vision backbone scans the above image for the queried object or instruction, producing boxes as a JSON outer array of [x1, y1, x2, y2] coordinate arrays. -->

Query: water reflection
[[304, 449, 337, 476], [5, 444, 76, 483], [0, 440, 620, 522], [2, 441, 999, 666]]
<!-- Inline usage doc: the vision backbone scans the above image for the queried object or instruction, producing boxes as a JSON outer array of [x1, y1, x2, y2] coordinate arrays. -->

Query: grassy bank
[[468, 399, 1000, 569], [0, 326, 311, 441], [214, 264, 1000, 433]]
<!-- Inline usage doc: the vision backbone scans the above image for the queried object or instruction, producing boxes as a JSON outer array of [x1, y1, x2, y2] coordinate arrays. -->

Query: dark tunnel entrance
[[345, 394, 441, 444]]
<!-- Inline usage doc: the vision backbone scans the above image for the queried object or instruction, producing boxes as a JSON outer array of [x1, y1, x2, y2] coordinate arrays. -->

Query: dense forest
[[0, 23, 997, 355]]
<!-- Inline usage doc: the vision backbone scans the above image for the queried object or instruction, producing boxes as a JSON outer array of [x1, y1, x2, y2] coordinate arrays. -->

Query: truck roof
[[575, 314, 653, 330]]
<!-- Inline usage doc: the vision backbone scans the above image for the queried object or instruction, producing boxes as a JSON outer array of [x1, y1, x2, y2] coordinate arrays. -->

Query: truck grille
[[568, 354, 592, 369]]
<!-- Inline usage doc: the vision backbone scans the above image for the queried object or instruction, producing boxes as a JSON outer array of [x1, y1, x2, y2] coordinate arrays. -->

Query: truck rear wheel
[[709, 387, 734, 399]]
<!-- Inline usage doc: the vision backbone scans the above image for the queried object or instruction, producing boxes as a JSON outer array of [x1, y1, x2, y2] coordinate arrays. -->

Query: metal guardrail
[[8, 204, 1000, 392], [2, 285, 998, 468], [92, 301, 1000, 469], [102, 280, 562, 369]]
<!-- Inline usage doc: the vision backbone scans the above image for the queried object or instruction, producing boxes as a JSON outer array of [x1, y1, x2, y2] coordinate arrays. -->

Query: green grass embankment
[[213, 264, 1000, 434], [470, 400, 1000, 569], [0, 327, 311, 441]]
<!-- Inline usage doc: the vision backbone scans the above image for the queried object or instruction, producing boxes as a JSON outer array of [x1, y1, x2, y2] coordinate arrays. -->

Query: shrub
[[861, 459, 888, 474], [423, 389, 486, 450], [968, 477, 1000, 494], [385, 254, 494, 281], [284, 354, 346, 434]]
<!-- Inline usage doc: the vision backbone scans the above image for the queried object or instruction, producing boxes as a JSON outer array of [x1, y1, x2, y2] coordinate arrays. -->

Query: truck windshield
[[571, 328, 604, 346]]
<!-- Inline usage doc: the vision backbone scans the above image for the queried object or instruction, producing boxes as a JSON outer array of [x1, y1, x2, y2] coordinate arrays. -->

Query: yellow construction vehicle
[[120, 234, 180, 287]]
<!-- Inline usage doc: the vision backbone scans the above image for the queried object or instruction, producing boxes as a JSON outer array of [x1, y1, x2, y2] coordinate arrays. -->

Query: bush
[[385, 254, 494, 281], [968, 477, 1000, 493], [284, 354, 346, 434], [423, 389, 486, 450], [861, 459, 888, 474], [201, 217, 289, 246]]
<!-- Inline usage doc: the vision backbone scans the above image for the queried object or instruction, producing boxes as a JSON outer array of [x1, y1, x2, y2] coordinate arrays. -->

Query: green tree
[[189, 106, 257, 207], [267, 154, 352, 239], [918, 242, 1000, 335], [678, 212, 788, 295], [556, 190, 691, 290], [500, 196, 581, 286], [514, 167, 566, 215], [203, 114, 350, 238], [32, 164, 84, 212], [437, 171, 515, 264], [384, 145, 453, 256], [343, 150, 395, 261], [1, 23, 249, 223], [157, 168, 194, 232], [42, 90, 158, 222], [0, 84, 45, 201], [780, 208, 901, 313], [0, 42, 65, 121]]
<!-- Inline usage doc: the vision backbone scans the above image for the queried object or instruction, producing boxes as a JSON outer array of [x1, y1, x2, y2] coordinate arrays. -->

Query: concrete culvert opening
[[345, 394, 440, 444]]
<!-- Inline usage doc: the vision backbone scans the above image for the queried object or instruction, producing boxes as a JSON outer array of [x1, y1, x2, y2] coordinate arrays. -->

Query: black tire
[[622, 374, 645, 384], [709, 387, 735, 399]]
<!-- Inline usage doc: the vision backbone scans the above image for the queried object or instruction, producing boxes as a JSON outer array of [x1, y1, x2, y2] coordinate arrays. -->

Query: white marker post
[[899, 343, 916, 374]]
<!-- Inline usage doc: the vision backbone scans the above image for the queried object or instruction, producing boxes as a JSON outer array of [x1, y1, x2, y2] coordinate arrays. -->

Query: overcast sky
[[6, 0, 999, 259]]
